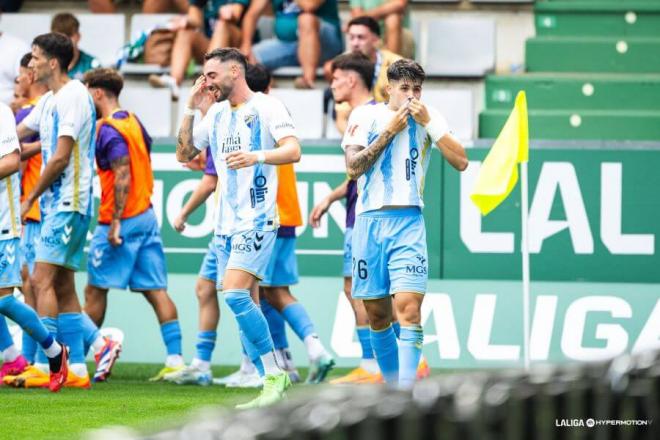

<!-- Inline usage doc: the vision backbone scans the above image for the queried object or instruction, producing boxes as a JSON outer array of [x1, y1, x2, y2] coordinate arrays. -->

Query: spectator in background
[[325, 16, 400, 105], [241, 0, 343, 89], [89, 0, 188, 14], [350, 0, 414, 59], [149, 0, 250, 100], [51, 13, 101, 80], [0, 26, 29, 104]]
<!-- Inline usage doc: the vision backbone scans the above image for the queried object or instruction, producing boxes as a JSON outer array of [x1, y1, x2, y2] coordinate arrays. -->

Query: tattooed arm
[[176, 114, 198, 163], [176, 75, 213, 163], [345, 104, 409, 180], [108, 155, 130, 246], [345, 131, 396, 180]]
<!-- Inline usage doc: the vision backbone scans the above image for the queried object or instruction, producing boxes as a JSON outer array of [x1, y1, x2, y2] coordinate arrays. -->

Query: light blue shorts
[[211, 229, 278, 290], [0, 238, 21, 289], [262, 236, 299, 287], [343, 227, 353, 278], [36, 211, 91, 271], [198, 242, 217, 283], [20, 221, 41, 274], [87, 208, 167, 291], [351, 207, 428, 300], [253, 20, 343, 71]]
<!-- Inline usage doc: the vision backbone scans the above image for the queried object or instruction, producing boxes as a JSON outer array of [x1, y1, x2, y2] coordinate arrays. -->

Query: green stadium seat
[[484, 73, 660, 110], [535, 1, 660, 37], [525, 36, 660, 73], [479, 108, 660, 140]]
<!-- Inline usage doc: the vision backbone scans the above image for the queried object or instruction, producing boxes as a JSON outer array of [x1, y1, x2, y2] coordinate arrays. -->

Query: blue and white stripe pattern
[[341, 102, 446, 215], [193, 92, 297, 236]]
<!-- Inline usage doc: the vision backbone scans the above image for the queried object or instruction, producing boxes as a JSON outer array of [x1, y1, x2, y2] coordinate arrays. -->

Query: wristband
[[183, 107, 196, 117], [425, 117, 447, 143], [256, 151, 266, 164]]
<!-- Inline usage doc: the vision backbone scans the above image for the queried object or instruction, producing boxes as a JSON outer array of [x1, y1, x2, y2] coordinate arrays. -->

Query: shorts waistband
[[358, 207, 421, 218]]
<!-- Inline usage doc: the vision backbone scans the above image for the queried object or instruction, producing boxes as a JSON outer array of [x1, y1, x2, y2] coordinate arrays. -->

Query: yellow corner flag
[[470, 91, 529, 216]]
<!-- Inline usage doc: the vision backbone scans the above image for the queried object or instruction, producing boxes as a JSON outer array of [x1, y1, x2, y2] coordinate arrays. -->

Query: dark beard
[[215, 84, 231, 102]]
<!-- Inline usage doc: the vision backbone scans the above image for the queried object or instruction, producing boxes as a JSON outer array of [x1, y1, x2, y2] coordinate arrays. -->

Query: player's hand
[[226, 151, 257, 170], [20, 198, 33, 224], [408, 98, 431, 126], [309, 198, 331, 228], [386, 103, 409, 134], [183, 154, 205, 171], [173, 213, 187, 233], [188, 75, 213, 111], [108, 220, 123, 246]]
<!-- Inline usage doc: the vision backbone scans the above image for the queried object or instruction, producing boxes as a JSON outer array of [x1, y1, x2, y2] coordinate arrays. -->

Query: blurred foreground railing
[[88, 349, 660, 440]]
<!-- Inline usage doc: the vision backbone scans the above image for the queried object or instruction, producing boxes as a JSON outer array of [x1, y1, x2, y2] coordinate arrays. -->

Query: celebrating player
[[176, 49, 301, 408], [82, 68, 185, 382], [342, 59, 467, 389], [11, 33, 97, 389], [0, 101, 69, 392]]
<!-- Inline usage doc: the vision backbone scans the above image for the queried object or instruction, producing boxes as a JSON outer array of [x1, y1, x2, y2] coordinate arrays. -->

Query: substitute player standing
[[176, 48, 301, 408], [82, 68, 185, 382], [342, 59, 467, 389], [13, 33, 96, 389]]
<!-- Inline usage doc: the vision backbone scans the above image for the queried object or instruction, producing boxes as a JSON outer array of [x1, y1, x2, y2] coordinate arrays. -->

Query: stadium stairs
[[479, 0, 660, 141]]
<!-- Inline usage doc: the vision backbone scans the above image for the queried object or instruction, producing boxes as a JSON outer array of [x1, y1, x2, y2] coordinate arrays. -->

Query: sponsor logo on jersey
[[250, 174, 268, 208], [406, 147, 419, 181]]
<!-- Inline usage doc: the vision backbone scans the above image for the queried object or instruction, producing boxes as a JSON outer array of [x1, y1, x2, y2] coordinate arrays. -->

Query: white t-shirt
[[193, 92, 297, 236], [22, 80, 96, 216], [0, 102, 21, 240], [341, 102, 449, 215], [0, 33, 29, 105]]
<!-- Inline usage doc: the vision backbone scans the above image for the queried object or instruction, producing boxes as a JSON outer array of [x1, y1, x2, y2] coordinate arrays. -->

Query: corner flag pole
[[520, 160, 531, 371]]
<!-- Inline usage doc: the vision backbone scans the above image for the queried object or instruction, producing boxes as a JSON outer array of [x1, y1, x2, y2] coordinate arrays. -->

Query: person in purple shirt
[[94, 111, 152, 170]]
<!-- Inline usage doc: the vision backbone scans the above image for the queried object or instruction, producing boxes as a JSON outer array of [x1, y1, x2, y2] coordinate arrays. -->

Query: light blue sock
[[81, 312, 100, 356], [240, 331, 264, 377], [160, 321, 182, 355], [399, 325, 424, 389], [281, 302, 315, 341], [22, 331, 38, 363], [36, 317, 57, 364], [392, 321, 401, 339], [261, 299, 288, 350], [370, 324, 399, 385], [58, 313, 85, 365], [0, 295, 53, 360], [195, 330, 217, 362], [356, 326, 375, 360], [224, 289, 273, 356], [0, 316, 13, 351]]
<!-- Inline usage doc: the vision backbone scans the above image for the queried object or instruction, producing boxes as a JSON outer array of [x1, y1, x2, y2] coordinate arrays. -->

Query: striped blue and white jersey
[[193, 92, 297, 236], [0, 102, 21, 240], [22, 80, 96, 216], [341, 102, 449, 216]]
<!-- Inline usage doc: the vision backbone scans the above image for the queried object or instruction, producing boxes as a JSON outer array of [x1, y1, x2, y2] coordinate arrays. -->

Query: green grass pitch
[[0, 363, 353, 439]]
